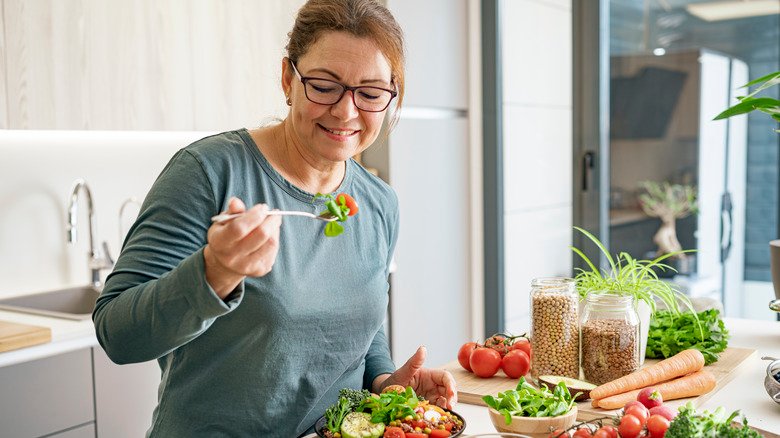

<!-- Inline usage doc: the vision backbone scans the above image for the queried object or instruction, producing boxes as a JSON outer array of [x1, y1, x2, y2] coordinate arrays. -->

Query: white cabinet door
[[92, 347, 160, 437], [0, 349, 93, 437]]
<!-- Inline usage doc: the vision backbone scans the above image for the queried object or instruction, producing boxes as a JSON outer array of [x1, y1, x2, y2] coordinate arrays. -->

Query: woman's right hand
[[204, 197, 282, 298]]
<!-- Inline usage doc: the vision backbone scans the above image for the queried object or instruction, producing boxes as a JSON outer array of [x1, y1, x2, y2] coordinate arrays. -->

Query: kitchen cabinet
[[0, 349, 94, 438], [0, 344, 159, 437]]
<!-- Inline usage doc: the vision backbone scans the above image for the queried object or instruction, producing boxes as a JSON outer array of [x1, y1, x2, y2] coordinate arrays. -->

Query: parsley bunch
[[665, 403, 761, 438], [646, 308, 729, 365]]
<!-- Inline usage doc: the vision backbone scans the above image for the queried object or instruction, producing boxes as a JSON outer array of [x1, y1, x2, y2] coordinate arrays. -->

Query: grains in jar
[[529, 277, 580, 379], [580, 292, 640, 385]]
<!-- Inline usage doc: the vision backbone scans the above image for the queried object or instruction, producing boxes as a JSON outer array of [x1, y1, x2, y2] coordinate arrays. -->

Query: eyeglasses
[[289, 60, 397, 112]]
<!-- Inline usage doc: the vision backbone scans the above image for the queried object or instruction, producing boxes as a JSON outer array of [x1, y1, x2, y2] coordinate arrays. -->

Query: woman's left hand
[[376, 346, 457, 409]]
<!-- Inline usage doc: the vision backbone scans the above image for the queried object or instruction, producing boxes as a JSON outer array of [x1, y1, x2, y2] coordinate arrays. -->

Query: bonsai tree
[[638, 181, 698, 257]]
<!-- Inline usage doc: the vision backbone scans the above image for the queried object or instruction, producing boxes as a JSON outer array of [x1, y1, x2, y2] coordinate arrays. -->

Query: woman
[[92, 0, 456, 436]]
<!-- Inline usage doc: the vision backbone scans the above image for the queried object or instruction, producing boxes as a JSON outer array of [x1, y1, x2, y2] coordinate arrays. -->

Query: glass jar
[[529, 277, 580, 380], [580, 292, 640, 385]]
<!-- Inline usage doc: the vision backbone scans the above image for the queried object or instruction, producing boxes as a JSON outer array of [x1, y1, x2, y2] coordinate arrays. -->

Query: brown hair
[[286, 0, 406, 128]]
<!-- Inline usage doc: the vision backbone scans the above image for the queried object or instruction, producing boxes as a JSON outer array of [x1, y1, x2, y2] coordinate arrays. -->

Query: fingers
[[206, 198, 283, 278], [392, 346, 427, 384]]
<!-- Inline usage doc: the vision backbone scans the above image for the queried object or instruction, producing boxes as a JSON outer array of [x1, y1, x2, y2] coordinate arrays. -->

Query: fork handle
[[211, 210, 318, 224]]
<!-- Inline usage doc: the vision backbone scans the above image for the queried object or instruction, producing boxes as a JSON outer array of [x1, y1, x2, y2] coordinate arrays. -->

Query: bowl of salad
[[483, 377, 579, 438], [315, 386, 466, 438]]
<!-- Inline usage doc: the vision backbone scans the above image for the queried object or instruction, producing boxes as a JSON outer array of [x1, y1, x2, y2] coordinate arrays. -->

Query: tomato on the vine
[[469, 347, 501, 377], [618, 414, 643, 438], [625, 404, 649, 426], [484, 334, 510, 357], [646, 414, 671, 438], [501, 349, 530, 378], [457, 342, 477, 372], [509, 337, 532, 359], [595, 425, 617, 438], [572, 427, 593, 438], [549, 428, 569, 438]]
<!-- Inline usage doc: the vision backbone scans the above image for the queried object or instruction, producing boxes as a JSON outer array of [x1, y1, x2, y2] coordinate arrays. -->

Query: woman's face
[[282, 31, 393, 165]]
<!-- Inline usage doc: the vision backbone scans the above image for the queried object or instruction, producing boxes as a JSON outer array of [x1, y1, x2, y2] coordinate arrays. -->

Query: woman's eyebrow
[[307, 67, 390, 85]]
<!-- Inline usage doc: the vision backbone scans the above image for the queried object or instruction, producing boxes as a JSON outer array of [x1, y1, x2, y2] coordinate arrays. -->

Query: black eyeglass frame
[[288, 59, 398, 113]]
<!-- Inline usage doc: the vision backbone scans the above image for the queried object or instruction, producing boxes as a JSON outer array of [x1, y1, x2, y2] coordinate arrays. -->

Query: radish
[[637, 387, 663, 409]]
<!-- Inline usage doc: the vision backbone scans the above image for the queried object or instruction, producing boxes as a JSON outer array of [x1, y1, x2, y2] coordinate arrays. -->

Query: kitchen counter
[[450, 317, 780, 436], [1, 311, 778, 436], [0, 309, 97, 368]]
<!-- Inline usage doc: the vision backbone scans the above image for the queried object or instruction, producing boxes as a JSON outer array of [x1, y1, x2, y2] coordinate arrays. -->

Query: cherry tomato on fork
[[336, 193, 359, 216]]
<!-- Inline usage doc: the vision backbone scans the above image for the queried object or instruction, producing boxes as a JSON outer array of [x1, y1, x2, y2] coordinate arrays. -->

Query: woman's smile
[[318, 123, 361, 141]]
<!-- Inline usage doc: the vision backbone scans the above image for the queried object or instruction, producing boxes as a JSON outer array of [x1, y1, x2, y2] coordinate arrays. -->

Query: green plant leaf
[[713, 97, 780, 120]]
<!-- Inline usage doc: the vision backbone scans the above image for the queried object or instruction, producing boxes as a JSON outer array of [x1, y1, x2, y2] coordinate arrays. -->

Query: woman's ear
[[281, 57, 293, 96]]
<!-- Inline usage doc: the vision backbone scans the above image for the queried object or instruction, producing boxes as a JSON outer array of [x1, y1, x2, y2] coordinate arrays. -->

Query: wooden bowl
[[488, 406, 578, 438]]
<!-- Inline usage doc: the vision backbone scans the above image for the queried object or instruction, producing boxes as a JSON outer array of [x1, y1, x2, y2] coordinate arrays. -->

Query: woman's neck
[[252, 122, 345, 194]]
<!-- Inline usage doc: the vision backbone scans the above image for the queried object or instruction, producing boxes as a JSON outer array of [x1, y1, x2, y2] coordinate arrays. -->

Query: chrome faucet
[[67, 179, 114, 289]]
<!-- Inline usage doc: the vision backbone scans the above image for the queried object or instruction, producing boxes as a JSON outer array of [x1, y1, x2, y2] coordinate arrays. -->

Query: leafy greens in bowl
[[482, 377, 579, 423]]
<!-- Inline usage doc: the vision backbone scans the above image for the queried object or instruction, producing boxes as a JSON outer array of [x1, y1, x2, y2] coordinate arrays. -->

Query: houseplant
[[570, 226, 698, 362], [638, 181, 698, 276], [714, 70, 780, 308]]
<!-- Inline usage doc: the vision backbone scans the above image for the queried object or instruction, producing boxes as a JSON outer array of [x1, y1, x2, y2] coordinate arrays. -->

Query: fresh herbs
[[324, 388, 371, 432], [314, 192, 358, 237], [665, 403, 761, 438], [571, 226, 696, 316], [646, 309, 730, 365], [482, 377, 579, 424], [358, 386, 421, 424]]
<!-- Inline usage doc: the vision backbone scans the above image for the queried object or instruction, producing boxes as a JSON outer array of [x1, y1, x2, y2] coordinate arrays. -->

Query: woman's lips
[[318, 123, 359, 140]]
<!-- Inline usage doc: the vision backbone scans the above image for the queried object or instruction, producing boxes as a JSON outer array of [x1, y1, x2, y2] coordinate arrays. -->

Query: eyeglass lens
[[304, 78, 393, 112]]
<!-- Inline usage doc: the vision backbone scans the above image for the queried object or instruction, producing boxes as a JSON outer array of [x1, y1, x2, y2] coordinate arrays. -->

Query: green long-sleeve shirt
[[93, 129, 398, 437]]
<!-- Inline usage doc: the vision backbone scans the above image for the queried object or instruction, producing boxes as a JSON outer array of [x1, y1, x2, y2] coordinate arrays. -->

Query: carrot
[[589, 349, 705, 400], [595, 370, 716, 409]]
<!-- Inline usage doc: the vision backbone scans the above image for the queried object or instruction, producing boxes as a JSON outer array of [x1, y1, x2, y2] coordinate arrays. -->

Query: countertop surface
[[0, 310, 778, 436]]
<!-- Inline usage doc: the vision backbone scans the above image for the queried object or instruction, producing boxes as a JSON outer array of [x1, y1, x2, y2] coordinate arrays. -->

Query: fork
[[210, 210, 337, 224]]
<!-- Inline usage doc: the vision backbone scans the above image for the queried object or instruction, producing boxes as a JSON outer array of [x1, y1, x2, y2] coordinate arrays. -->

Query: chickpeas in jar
[[529, 277, 580, 380]]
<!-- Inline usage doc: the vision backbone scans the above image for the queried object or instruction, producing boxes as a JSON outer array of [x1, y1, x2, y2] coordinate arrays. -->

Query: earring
[[285, 95, 292, 106]]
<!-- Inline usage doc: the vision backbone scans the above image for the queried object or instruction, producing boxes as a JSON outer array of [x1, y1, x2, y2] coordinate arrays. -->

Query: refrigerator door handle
[[720, 192, 733, 263]]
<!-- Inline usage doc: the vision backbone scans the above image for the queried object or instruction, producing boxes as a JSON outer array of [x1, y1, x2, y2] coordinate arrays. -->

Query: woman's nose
[[330, 90, 360, 120]]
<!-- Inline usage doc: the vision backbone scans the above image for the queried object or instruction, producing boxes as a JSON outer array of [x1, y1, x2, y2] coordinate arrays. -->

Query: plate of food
[[315, 385, 466, 438]]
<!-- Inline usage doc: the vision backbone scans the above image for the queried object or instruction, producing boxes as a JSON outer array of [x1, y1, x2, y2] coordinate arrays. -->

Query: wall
[[501, 0, 573, 333], [1, 0, 302, 130]]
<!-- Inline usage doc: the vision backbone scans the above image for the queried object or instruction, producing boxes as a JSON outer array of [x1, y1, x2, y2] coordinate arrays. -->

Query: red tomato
[[592, 430, 610, 438], [501, 350, 530, 378], [596, 425, 618, 438], [404, 434, 427, 438], [618, 414, 643, 438], [383, 426, 405, 438], [637, 387, 663, 409], [509, 338, 532, 359], [484, 334, 510, 357], [624, 405, 650, 426], [646, 414, 671, 438], [572, 427, 593, 438], [410, 420, 427, 429], [469, 347, 501, 377], [549, 428, 570, 438], [429, 430, 451, 438], [443, 423, 454, 432], [336, 193, 359, 216], [457, 342, 477, 372]]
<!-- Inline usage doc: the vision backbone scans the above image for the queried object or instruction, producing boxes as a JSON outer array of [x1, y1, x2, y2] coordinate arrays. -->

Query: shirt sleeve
[[93, 149, 241, 364], [362, 324, 396, 390]]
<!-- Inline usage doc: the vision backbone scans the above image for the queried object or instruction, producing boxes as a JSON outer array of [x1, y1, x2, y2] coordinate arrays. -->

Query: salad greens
[[646, 308, 729, 365], [314, 193, 352, 237], [665, 403, 761, 438], [324, 388, 371, 432], [358, 386, 421, 424], [482, 377, 579, 424]]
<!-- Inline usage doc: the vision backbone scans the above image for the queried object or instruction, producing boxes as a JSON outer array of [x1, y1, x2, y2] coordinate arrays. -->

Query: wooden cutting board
[[0, 320, 52, 353], [441, 346, 756, 419]]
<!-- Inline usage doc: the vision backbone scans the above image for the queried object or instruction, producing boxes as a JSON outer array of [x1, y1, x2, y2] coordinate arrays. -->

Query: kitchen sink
[[0, 285, 100, 320]]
